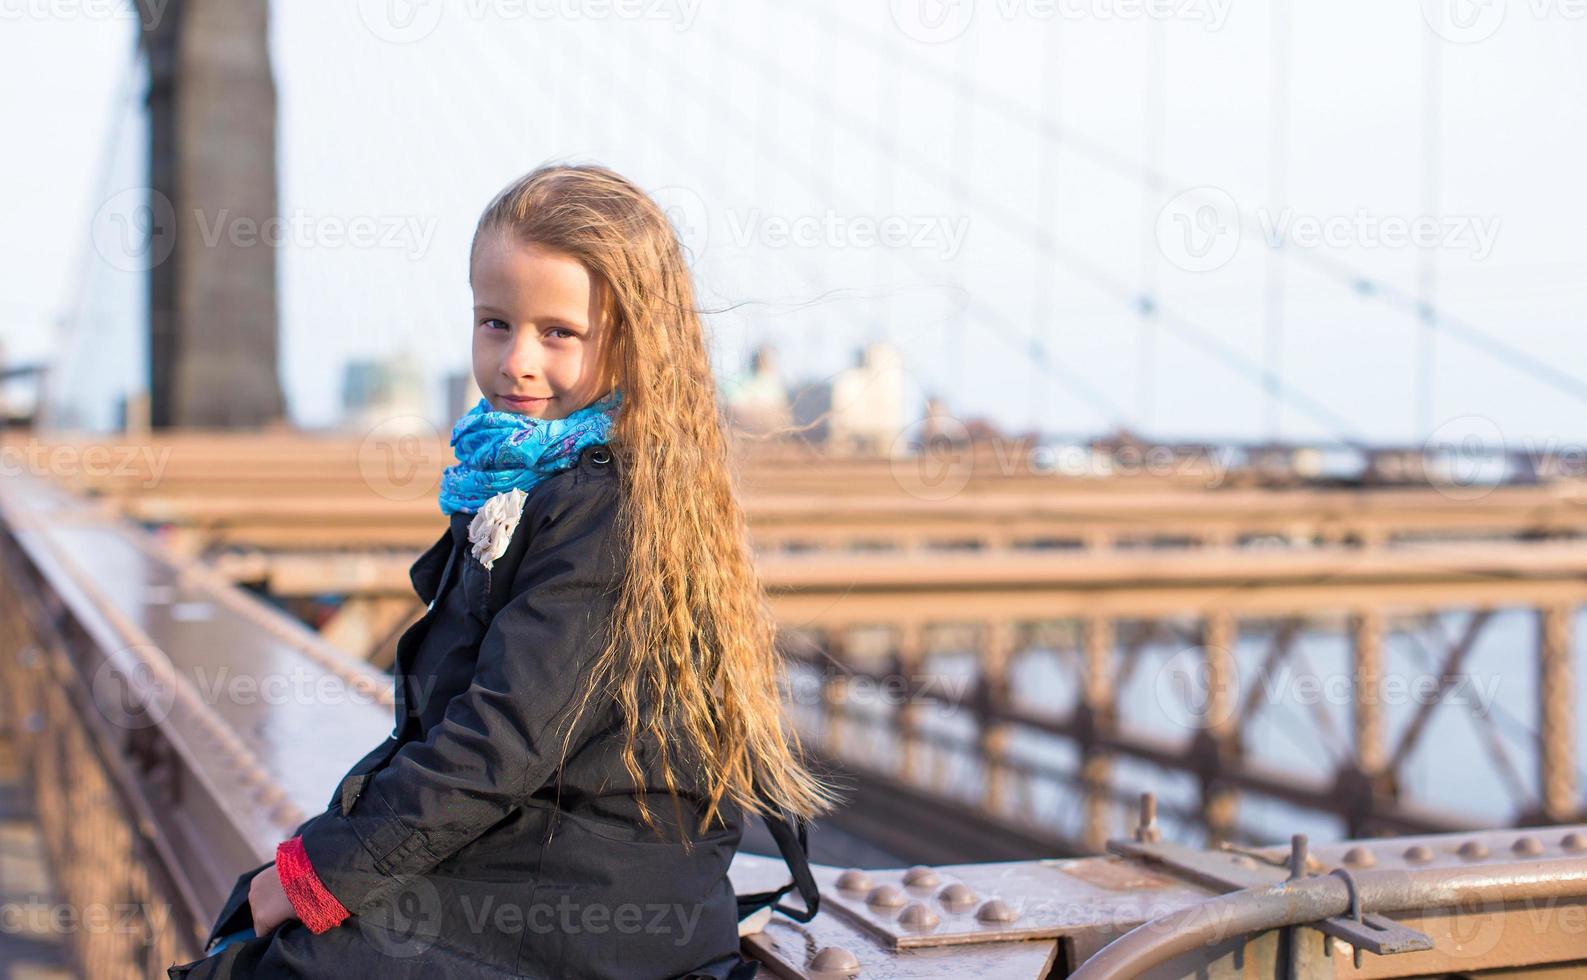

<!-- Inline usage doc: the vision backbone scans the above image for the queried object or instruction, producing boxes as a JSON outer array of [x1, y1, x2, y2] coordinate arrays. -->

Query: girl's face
[[470, 235, 612, 420]]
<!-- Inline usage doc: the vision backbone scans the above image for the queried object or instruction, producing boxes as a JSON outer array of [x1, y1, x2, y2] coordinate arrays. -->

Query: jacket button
[[588, 446, 611, 465]]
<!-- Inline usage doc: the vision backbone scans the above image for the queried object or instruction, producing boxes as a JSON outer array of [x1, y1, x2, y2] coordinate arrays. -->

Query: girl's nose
[[501, 333, 542, 378]]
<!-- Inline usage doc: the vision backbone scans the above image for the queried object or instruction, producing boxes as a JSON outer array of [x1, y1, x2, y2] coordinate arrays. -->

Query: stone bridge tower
[[138, 0, 286, 428]]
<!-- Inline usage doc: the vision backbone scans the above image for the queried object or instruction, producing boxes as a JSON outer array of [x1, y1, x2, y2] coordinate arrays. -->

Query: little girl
[[172, 164, 839, 979]]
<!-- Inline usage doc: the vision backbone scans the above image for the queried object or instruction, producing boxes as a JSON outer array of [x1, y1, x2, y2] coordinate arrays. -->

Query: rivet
[[902, 865, 940, 888], [836, 869, 872, 892], [865, 884, 906, 908], [1288, 834, 1309, 880], [897, 902, 940, 930], [1513, 836, 1544, 856], [1457, 840, 1489, 860], [1403, 845, 1434, 864], [1135, 791, 1161, 843], [938, 882, 978, 908], [809, 945, 860, 976], [1562, 833, 1587, 852], [976, 898, 1019, 923], [253, 784, 284, 806], [1341, 846, 1376, 868]]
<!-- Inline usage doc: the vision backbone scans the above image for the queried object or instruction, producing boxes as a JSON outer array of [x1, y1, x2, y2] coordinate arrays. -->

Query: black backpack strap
[[736, 780, 820, 923]]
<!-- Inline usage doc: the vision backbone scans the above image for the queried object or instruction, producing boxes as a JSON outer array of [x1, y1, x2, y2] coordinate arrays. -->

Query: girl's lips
[[501, 394, 550, 406]]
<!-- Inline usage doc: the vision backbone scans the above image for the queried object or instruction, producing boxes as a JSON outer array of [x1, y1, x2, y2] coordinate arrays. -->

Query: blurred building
[[0, 338, 11, 423], [721, 344, 793, 437], [789, 342, 908, 456], [918, 396, 955, 443], [341, 351, 430, 433], [445, 371, 484, 427]]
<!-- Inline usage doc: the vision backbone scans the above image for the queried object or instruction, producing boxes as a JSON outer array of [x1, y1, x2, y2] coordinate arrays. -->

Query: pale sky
[[4, 0, 1585, 448]]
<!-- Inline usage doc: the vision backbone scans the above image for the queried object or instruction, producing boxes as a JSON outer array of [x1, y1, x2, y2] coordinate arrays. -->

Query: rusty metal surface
[[212, 540, 1587, 601], [1070, 847, 1587, 980], [0, 471, 393, 932], [1319, 899, 1587, 979], [14, 451, 1587, 978], [743, 903, 1061, 979], [1108, 837, 1434, 958], [811, 856, 1215, 951], [29, 429, 1587, 556], [1247, 825, 1587, 874], [27, 431, 1587, 861], [2, 477, 393, 833]]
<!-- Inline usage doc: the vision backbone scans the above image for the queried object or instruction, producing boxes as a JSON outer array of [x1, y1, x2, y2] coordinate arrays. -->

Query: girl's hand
[[248, 864, 298, 936]]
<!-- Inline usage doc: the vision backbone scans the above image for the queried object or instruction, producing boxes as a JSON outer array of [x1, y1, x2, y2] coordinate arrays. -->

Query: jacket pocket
[[325, 735, 401, 813], [459, 552, 493, 625]]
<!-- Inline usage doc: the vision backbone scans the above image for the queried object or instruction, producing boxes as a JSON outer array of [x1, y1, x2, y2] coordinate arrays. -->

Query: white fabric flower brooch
[[467, 487, 528, 570]]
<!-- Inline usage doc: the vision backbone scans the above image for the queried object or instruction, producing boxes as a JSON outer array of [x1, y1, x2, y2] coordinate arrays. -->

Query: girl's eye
[[548, 327, 575, 339], [481, 318, 509, 331]]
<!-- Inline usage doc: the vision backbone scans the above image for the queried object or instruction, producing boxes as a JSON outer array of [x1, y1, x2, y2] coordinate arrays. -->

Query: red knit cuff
[[276, 836, 350, 934]]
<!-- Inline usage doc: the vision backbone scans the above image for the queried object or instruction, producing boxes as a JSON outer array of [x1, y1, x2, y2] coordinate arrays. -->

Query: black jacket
[[170, 443, 750, 980]]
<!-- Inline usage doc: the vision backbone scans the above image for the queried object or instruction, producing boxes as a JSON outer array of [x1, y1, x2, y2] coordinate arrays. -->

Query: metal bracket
[[1107, 838, 1434, 958]]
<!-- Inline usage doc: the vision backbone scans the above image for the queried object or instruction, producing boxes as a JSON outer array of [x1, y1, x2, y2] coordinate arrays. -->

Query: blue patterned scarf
[[438, 388, 622, 515]]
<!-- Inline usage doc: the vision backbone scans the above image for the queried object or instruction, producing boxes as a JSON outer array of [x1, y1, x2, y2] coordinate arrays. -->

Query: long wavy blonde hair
[[469, 163, 844, 843]]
